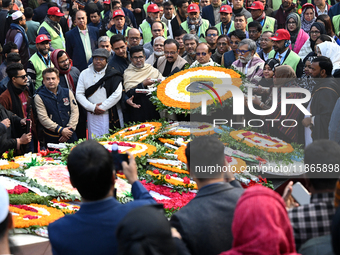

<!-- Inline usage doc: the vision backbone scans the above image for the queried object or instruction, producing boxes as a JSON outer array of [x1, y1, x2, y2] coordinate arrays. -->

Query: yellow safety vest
[[38, 21, 65, 50], [106, 26, 131, 38], [215, 21, 235, 36], [268, 49, 300, 71], [29, 53, 54, 89], [140, 21, 167, 44], [180, 19, 210, 42], [247, 16, 276, 33]]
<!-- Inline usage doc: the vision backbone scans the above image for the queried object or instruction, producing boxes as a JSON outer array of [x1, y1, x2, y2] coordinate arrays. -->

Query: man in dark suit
[[65, 10, 99, 72], [202, 0, 225, 26], [48, 140, 156, 255], [32, 0, 50, 23], [170, 136, 244, 255]]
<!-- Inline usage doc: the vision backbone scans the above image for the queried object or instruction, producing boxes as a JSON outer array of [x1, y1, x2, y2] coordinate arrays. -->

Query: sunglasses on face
[[236, 49, 250, 55], [15, 74, 27, 79], [196, 52, 207, 56]]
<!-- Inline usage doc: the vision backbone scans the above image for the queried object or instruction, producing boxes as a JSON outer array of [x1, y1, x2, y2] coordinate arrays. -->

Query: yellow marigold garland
[[157, 66, 241, 110], [99, 141, 157, 158], [146, 170, 197, 189], [175, 145, 187, 164], [230, 130, 294, 153], [149, 163, 189, 174], [0, 162, 20, 170], [10, 204, 65, 228], [110, 122, 162, 140]]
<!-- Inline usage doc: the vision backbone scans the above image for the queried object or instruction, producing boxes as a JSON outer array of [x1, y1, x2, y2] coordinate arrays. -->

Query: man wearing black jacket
[[108, 34, 130, 74], [170, 0, 188, 36]]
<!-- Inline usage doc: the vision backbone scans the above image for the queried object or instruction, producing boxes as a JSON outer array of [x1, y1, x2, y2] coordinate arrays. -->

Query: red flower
[[275, 144, 283, 148], [225, 156, 233, 163], [23, 215, 39, 220], [139, 124, 146, 128], [254, 140, 260, 143], [183, 177, 190, 184], [165, 174, 171, 179], [172, 174, 178, 177], [242, 131, 253, 136], [153, 170, 160, 174]]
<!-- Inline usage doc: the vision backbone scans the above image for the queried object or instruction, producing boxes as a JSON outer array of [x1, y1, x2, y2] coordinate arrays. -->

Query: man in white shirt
[[76, 49, 124, 139], [315, 0, 329, 15]]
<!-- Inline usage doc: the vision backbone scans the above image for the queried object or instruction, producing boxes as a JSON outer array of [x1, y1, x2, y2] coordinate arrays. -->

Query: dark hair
[[248, 21, 262, 32], [130, 45, 145, 56], [229, 29, 246, 40], [316, 34, 333, 42], [67, 140, 114, 200], [42, 67, 60, 78], [305, 140, 340, 190], [110, 34, 126, 46], [205, 26, 219, 37], [164, 38, 180, 50], [312, 56, 333, 76], [151, 21, 165, 30], [6, 63, 24, 79], [24, 7, 34, 19], [112, 1, 121, 7], [122, 0, 132, 7], [173, 29, 187, 37], [6, 53, 21, 64], [2, 42, 18, 58], [176, 0, 189, 8], [0, 214, 10, 239], [2, 0, 12, 8], [88, 8, 101, 16], [56, 50, 67, 59], [234, 13, 247, 21], [185, 136, 225, 180], [316, 15, 334, 37], [163, 1, 173, 7], [217, 34, 228, 41], [47, 1, 58, 8]]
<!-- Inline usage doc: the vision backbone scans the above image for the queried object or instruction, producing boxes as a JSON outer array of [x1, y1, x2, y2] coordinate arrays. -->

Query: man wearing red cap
[[247, 1, 277, 33], [202, 0, 224, 26], [180, 3, 210, 42], [105, 9, 131, 37], [101, 0, 137, 29], [215, 5, 234, 35], [268, 29, 303, 77], [27, 35, 54, 89], [139, 4, 168, 44], [37, 7, 66, 51], [142, 0, 163, 14]]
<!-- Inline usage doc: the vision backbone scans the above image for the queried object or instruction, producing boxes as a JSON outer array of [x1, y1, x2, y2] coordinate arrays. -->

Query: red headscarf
[[220, 186, 300, 255], [51, 49, 76, 93]]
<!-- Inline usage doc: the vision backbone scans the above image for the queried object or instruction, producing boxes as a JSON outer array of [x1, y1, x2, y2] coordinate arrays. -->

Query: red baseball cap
[[247, 1, 264, 10], [219, 5, 232, 13], [301, 3, 316, 12], [147, 4, 160, 13], [47, 7, 64, 16], [103, 0, 110, 4], [112, 9, 125, 19], [270, 29, 291, 41], [36, 34, 51, 44], [187, 3, 199, 13]]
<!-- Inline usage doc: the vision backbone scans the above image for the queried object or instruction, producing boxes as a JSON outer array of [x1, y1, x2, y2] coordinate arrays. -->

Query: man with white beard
[[145, 36, 165, 65], [231, 39, 264, 85]]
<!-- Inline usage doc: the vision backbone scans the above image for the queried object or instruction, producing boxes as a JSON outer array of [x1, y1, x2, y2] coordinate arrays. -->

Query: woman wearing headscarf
[[315, 14, 340, 45], [316, 41, 340, 76], [220, 185, 300, 255], [253, 65, 301, 143], [258, 58, 280, 88], [286, 13, 309, 54], [299, 56, 317, 93], [116, 204, 191, 255], [298, 22, 327, 60], [300, 3, 316, 33], [50, 49, 80, 94]]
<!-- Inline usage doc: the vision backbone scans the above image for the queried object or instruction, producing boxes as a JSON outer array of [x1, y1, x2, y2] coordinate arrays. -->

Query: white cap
[[0, 184, 9, 223], [12, 11, 23, 21]]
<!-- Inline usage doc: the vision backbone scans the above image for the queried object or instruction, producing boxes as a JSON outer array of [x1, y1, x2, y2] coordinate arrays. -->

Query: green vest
[[143, 3, 151, 14], [37, 21, 65, 50], [333, 15, 340, 37], [106, 26, 131, 38], [101, 10, 105, 19], [181, 19, 210, 42], [215, 21, 235, 36], [29, 53, 54, 89], [268, 49, 300, 71], [247, 16, 276, 33], [272, 0, 297, 11], [140, 21, 168, 44]]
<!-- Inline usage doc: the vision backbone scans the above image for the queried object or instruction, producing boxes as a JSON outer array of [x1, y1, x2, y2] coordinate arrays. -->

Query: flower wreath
[[110, 122, 162, 141], [0, 162, 20, 170], [147, 170, 198, 190], [230, 130, 294, 153], [99, 141, 157, 158]]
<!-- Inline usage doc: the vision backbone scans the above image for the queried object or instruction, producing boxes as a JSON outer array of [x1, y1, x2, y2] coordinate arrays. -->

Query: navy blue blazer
[[222, 50, 236, 67], [202, 4, 226, 26], [48, 181, 156, 255], [65, 26, 99, 72]]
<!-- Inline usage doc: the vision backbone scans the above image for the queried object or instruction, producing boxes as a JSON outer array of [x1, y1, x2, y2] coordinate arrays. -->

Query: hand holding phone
[[111, 144, 129, 171], [291, 182, 310, 206]]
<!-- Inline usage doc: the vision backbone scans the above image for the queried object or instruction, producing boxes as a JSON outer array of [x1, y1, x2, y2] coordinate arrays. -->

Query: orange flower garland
[[146, 170, 197, 189], [0, 162, 20, 170], [99, 141, 157, 158], [157, 66, 241, 110], [110, 122, 162, 140], [230, 130, 294, 153], [225, 156, 247, 173], [175, 145, 187, 164], [10, 204, 65, 228], [149, 163, 189, 174]]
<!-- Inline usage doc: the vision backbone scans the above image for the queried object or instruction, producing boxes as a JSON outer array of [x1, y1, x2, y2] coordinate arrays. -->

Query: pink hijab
[[220, 186, 300, 255]]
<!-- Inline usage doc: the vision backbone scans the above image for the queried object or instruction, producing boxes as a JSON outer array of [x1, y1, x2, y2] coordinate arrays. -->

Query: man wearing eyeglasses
[[154, 39, 187, 77], [205, 27, 219, 54], [232, 38, 264, 84], [221, 29, 246, 67], [143, 21, 165, 54], [212, 34, 229, 64], [190, 42, 219, 67], [76, 49, 124, 138], [126, 28, 151, 61], [258, 31, 273, 61]]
